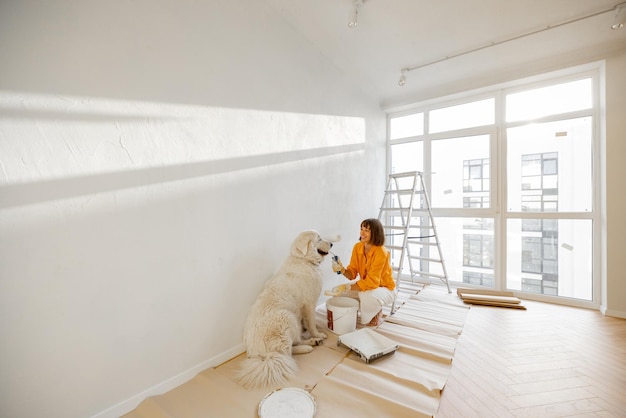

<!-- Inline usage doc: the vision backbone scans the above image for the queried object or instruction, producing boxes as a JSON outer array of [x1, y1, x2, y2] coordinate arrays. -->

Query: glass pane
[[390, 113, 424, 140], [390, 141, 423, 174], [431, 135, 490, 208], [436, 217, 495, 288], [507, 117, 592, 212], [429, 98, 494, 134], [506, 78, 592, 122], [507, 219, 592, 300]]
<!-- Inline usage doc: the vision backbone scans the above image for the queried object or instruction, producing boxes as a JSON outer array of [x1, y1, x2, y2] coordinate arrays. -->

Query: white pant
[[341, 288, 395, 324]]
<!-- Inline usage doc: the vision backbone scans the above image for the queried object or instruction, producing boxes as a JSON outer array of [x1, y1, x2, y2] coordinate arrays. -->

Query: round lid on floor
[[258, 387, 316, 418]]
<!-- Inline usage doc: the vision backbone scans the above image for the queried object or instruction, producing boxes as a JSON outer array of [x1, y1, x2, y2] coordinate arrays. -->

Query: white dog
[[236, 230, 331, 389]]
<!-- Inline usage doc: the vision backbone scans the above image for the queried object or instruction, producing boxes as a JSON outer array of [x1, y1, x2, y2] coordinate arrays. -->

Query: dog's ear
[[296, 241, 309, 257], [292, 233, 312, 258]]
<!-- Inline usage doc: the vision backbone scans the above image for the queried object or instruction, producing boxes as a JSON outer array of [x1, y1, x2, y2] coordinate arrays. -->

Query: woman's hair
[[361, 218, 385, 246]]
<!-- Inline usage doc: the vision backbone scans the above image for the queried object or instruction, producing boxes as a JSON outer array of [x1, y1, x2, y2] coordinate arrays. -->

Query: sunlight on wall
[[0, 91, 366, 186]]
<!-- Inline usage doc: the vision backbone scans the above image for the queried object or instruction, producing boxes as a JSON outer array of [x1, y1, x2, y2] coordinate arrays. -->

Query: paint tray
[[337, 328, 399, 364]]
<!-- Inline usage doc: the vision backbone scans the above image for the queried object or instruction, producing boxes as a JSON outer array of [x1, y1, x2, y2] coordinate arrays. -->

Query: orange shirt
[[346, 241, 395, 292]]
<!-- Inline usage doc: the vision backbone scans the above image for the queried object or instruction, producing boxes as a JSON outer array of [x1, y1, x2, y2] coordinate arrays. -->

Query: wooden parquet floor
[[436, 299, 626, 418]]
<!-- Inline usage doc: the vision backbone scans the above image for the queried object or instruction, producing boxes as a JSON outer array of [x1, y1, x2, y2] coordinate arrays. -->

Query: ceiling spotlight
[[611, 2, 626, 29], [398, 70, 407, 86], [348, 0, 364, 28]]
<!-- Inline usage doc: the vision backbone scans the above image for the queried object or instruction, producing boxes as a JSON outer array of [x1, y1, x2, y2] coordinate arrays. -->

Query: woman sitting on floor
[[332, 218, 396, 326]]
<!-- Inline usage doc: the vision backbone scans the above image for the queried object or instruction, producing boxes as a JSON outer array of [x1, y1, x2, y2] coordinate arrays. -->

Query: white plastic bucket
[[326, 296, 359, 335]]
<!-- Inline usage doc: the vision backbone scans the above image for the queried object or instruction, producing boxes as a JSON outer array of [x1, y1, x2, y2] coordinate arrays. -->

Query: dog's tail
[[236, 352, 297, 389]]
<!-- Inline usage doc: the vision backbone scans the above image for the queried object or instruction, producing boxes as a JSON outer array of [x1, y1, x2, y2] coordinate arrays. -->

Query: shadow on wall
[[0, 143, 365, 209]]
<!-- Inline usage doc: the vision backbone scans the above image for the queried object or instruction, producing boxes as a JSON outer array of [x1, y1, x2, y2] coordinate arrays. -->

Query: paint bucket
[[326, 296, 359, 335]]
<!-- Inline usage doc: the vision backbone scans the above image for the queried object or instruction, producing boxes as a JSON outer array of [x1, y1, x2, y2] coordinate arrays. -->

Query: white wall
[[604, 49, 626, 318], [0, 1, 385, 417]]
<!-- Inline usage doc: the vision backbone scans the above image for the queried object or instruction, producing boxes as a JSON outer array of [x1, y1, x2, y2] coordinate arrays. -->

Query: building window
[[519, 152, 560, 294], [521, 153, 558, 212], [463, 158, 489, 208]]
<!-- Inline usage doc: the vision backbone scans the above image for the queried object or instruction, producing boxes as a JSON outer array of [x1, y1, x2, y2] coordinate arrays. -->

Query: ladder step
[[412, 271, 447, 280], [379, 211, 428, 217], [406, 240, 438, 246], [379, 208, 431, 212], [383, 228, 437, 235], [379, 207, 410, 212], [388, 171, 422, 178], [407, 232, 436, 237], [384, 188, 419, 195], [407, 237, 436, 241], [383, 225, 406, 231], [407, 256, 443, 263], [384, 191, 425, 196]]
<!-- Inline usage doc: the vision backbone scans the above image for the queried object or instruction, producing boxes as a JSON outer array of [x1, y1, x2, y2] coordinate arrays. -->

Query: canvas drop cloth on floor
[[124, 285, 469, 418]]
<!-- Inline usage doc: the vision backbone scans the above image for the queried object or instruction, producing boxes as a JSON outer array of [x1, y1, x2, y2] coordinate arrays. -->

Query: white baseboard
[[90, 343, 245, 418], [601, 306, 626, 319]]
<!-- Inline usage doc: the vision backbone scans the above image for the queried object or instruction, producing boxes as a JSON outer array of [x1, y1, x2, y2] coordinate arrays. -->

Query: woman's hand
[[331, 256, 345, 274]]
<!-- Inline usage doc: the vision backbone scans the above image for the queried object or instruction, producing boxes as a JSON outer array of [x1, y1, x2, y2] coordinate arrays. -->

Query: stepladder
[[378, 171, 451, 312]]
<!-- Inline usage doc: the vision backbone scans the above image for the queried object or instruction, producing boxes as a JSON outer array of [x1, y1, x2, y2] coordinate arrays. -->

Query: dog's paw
[[310, 331, 327, 340], [312, 337, 325, 346], [302, 334, 326, 346], [312, 332, 327, 345], [293, 345, 314, 354]]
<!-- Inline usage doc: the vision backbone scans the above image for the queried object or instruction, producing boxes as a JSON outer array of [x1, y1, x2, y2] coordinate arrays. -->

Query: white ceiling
[[262, 0, 626, 108]]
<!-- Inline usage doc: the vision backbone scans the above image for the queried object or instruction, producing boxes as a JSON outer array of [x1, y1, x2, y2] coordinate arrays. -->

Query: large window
[[387, 66, 599, 307]]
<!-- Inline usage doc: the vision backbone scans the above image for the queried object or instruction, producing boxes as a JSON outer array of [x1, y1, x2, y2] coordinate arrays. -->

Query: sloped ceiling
[[262, 0, 626, 108]]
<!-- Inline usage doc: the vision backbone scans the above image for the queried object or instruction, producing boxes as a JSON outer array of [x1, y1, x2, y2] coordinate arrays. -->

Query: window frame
[[385, 62, 603, 310]]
